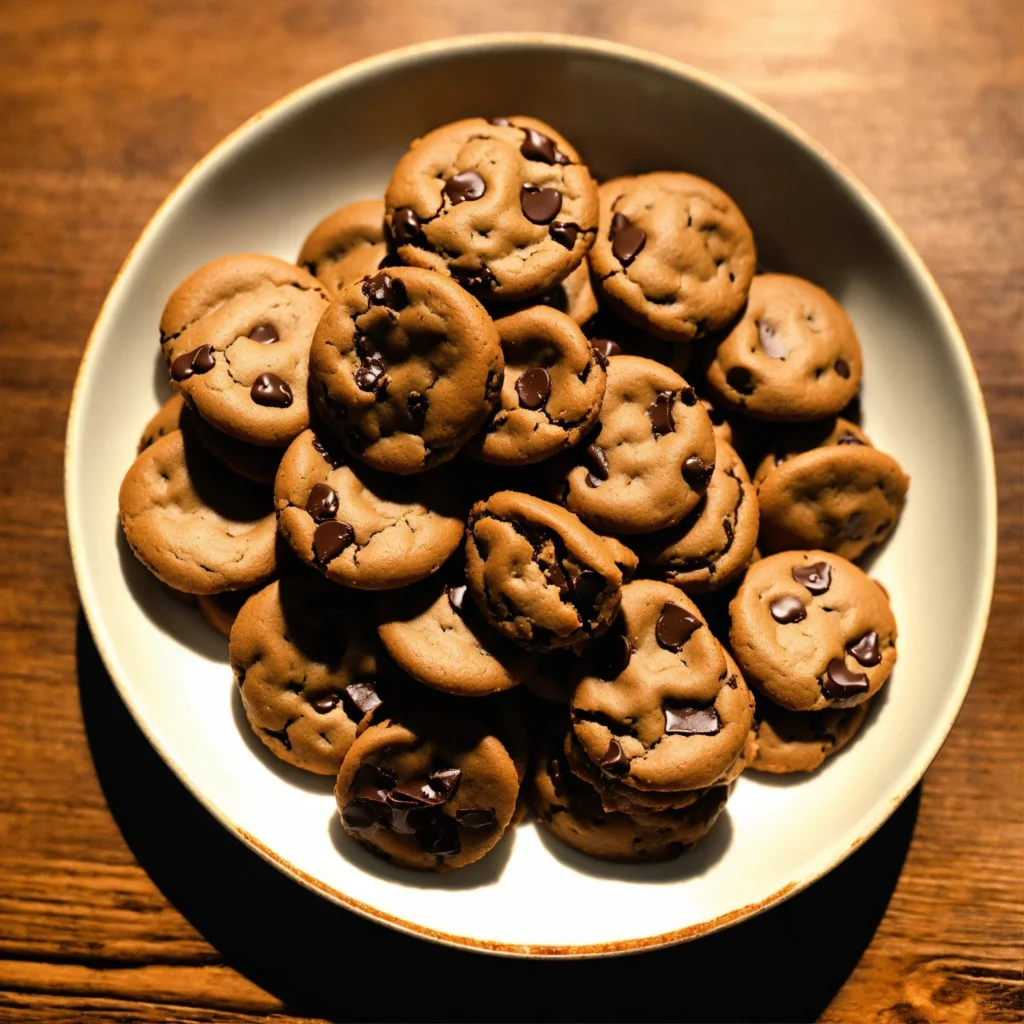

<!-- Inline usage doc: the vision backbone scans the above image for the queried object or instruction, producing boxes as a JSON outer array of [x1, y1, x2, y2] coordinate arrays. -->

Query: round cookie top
[[465, 490, 624, 651], [298, 198, 389, 297], [275, 428, 465, 590], [374, 565, 535, 696], [470, 306, 606, 466], [729, 549, 897, 711], [230, 576, 387, 775], [119, 428, 276, 595], [572, 580, 754, 792], [384, 116, 598, 301], [556, 355, 716, 534], [755, 422, 909, 560], [309, 266, 503, 474], [160, 254, 328, 447], [589, 172, 756, 342], [335, 707, 520, 871], [637, 439, 759, 593], [750, 696, 871, 774], [137, 394, 184, 453], [705, 274, 862, 421]]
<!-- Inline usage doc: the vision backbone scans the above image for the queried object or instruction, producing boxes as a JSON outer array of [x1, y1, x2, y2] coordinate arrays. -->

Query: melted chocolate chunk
[[592, 631, 632, 679], [456, 808, 497, 829], [793, 561, 832, 594], [313, 520, 355, 563], [443, 169, 486, 205], [305, 482, 339, 522], [520, 128, 570, 165], [590, 338, 622, 362], [847, 631, 881, 667], [248, 323, 279, 344], [757, 320, 786, 359], [515, 366, 551, 409], [835, 358, 851, 379], [450, 263, 497, 293], [725, 366, 755, 395], [344, 682, 382, 714], [770, 595, 807, 624], [416, 815, 461, 856], [664, 705, 721, 736], [170, 344, 216, 382], [406, 391, 428, 429], [354, 335, 388, 393], [648, 391, 676, 436], [429, 767, 462, 799], [656, 603, 701, 651], [311, 693, 339, 714], [520, 184, 562, 224], [573, 570, 605, 623], [341, 802, 377, 830], [822, 658, 869, 700], [598, 737, 630, 775], [362, 272, 408, 310], [549, 222, 579, 249], [312, 436, 341, 468], [392, 207, 426, 246], [682, 456, 714, 489], [609, 213, 646, 266], [679, 386, 698, 407], [250, 372, 293, 408], [583, 442, 609, 482]]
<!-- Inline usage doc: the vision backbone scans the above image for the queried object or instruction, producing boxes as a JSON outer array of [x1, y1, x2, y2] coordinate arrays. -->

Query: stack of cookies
[[119, 114, 909, 871]]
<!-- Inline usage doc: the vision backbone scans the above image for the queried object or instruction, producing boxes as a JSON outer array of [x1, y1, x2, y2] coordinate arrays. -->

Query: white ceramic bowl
[[65, 33, 996, 957]]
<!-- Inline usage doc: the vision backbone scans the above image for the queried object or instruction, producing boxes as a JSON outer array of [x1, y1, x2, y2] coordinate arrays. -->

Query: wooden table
[[1, 1, 1020, 1020]]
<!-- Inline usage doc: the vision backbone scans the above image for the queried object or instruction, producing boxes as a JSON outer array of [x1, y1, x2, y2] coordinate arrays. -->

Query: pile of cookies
[[119, 115, 909, 871]]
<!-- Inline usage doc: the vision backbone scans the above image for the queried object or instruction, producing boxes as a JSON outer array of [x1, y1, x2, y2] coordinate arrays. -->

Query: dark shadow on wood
[[78, 612, 919, 1024]]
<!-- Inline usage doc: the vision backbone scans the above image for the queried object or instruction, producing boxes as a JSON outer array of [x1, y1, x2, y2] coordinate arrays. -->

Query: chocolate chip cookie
[[754, 419, 909, 560], [470, 306, 606, 466], [465, 491, 623, 651], [119, 428, 276, 595], [704, 274, 862, 421], [572, 580, 754, 792], [750, 696, 871, 773], [585, 308, 692, 378], [494, 259, 599, 327], [309, 266, 503, 473], [160, 254, 328, 446], [275, 428, 465, 589], [589, 172, 756, 342], [335, 706, 520, 871], [729, 550, 897, 711], [637, 439, 759, 593], [556, 355, 716, 534], [298, 198, 389, 297], [230, 575, 387, 775], [384, 116, 598, 301]]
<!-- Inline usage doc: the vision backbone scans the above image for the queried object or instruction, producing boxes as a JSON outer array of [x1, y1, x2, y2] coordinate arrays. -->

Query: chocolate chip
[[407, 391, 428, 429], [520, 128, 569, 165], [515, 367, 551, 409], [648, 391, 675, 436], [354, 337, 387, 392], [549, 222, 579, 249], [389, 782, 434, 806], [311, 693, 339, 714], [592, 632, 632, 679], [757, 320, 786, 359], [597, 737, 630, 775], [362, 272, 408, 310], [248, 323, 279, 344], [428, 767, 462, 799], [456, 808, 497, 829], [770, 595, 807, 624], [520, 184, 562, 224], [313, 520, 354, 563], [847, 631, 881, 667], [344, 682, 382, 714], [725, 366, 755, 395], [573, 570, 605, 622], [312, 436, 341, 468], [583, 442, 609, 482], [416, 815, 461, 856], [488, 116, 512, 126], [835, 359, 851, 379], [664, 706, 721, 736], [305, 482, 339, 522], [682, 456, 714, 489], [610, 212, 629, 238], [838, 431, 866, 446], [392, 207, 426, 246], [445, 583, 467, 614], [250, 372, 293, 407], [793, 561, 832, 594], [170, 344, 216, 382], [609, 215, 645, 266], [341, 802, 377, 830], [822, 658, 869, 700], [680, 386, 698, 407], [355, 762, 396, 794], [656, 603, 701, 651], [450, 263, 497, 293], [590, 338, 622, 362], [443, 169, 486, 205]]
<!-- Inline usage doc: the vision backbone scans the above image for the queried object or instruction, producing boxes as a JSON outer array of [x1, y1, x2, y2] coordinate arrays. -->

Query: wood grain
[[0, 0, 1021, 1021]]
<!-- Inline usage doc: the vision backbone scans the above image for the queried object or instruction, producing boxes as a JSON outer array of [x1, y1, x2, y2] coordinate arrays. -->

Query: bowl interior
[[66, 36, 995, 954]]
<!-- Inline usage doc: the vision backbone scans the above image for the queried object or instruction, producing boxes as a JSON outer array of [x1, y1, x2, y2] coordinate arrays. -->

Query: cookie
[[704, 274, 862, 421], [335, 706, 519, 871], [555, 355, 716, 534], [274, 428, 465, 590], [470, 306, 606, 466], [309, 266, 503, 474], [729, 549, 897, 711], [589, 173, 755, 342], [754, 419, 909, 560], [119, 428, 276, 595], [197, 587, 257, 637], [138, 394, 184, 453], [637, 439, 759, 593], [298, 198, 389, 296], [532, 734, 730, 862], [750, 697, 871, 774], [374, 566, 535, 696], [160, 254, 329, 447], [494, 259, 598, 327], [602, 535, 639, 583], [230, 575, 387, 775], [571, 580, 755, 792], [465, 491, 624, 651], [384, 116, 598, 301]]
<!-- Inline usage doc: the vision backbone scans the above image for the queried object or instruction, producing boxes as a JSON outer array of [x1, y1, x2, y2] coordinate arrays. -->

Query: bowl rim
[[64, 31, 998, 959]]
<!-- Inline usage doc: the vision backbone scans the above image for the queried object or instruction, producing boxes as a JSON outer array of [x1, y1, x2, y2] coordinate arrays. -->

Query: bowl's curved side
[[65, 33, 997, 957]]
